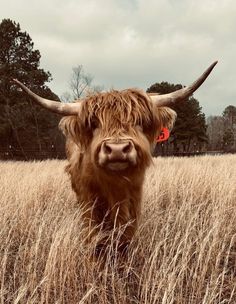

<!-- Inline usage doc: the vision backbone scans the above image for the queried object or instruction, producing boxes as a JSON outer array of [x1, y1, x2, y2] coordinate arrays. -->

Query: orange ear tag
[[156, 128, 170, 142]]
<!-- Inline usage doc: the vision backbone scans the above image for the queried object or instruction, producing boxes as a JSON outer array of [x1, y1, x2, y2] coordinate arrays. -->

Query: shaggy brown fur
[[59, 88, 176, 253]]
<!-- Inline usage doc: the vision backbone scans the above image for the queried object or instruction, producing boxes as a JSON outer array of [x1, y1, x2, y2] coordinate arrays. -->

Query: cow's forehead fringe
[[81, 88, 155, 127]]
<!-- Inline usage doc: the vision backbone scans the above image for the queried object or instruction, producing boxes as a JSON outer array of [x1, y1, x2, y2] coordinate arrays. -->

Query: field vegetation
[[0, 155, 236, 303]]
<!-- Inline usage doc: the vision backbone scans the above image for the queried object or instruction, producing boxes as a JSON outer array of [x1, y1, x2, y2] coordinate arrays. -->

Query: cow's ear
[[59, 116, 79, 139], [59, 116, 91, 148], [155, 106, 177, 132]]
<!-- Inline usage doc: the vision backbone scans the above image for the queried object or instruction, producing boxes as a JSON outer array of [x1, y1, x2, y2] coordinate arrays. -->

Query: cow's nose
[[101, 141, 133, 160]]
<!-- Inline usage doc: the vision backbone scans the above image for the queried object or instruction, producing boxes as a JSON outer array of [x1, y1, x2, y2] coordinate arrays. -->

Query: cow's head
[[13, 61, 217, 173], [59, 88, 177, 172]]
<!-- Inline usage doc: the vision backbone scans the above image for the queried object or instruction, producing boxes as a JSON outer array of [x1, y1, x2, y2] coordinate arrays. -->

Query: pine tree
[[0, 19, 63, 158]]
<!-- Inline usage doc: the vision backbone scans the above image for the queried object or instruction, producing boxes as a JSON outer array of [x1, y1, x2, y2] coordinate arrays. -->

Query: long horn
[[13, 79, 82, 115], [149, 61, 218, 107]]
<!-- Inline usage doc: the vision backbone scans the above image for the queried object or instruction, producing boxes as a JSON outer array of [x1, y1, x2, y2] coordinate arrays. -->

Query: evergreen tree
[[147, 81, 208, 154], [222, 105, 236, 151], [223, 128, 234, 151], [0, 19, 63, 158]]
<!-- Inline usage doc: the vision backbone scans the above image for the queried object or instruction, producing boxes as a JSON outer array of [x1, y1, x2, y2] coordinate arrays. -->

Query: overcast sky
[[1, 0, 236, 116]]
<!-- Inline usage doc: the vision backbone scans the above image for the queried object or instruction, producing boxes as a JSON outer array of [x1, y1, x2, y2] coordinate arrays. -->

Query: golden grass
[[0, 155, 236, 303]]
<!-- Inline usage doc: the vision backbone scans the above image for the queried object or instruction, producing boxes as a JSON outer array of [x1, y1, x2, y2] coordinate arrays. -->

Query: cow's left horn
[[149, 61, 218, 107], [13, 79, 82, 115]]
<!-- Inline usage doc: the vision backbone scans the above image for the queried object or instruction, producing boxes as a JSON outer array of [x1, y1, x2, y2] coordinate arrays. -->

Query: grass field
[[0, 155, 236, 304]]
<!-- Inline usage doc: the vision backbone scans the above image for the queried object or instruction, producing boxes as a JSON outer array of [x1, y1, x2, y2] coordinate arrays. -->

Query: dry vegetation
[[0, 155, 236, 303]]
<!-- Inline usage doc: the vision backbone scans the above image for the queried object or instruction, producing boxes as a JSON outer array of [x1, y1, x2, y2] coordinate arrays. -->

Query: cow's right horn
[[13, 79, 82, 115], [149, 61, 218, 107]]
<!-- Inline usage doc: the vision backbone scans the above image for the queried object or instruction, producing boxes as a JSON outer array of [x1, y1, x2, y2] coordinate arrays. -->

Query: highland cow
[[13, 61, 217, 253]]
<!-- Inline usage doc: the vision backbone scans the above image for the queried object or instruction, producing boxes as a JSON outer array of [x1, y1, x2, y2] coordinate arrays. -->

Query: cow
[[13, 61, 217, 254]]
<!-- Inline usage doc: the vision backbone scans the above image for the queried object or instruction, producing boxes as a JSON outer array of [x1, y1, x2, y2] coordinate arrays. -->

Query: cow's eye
[[90, 118, 99, 130]]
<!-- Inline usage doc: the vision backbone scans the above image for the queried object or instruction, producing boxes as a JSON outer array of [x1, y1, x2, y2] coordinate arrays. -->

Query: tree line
[[0, 19, 235, 160], [207, 106, 236, 152]]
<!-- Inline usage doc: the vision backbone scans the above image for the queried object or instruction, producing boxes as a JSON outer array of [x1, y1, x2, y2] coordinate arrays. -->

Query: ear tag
[[156, 128, 170, 142]]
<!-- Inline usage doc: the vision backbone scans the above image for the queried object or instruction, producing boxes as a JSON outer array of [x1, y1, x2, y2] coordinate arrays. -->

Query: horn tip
[[12, 78, 20, 84], [212, 60, 218, 67], [206, 60, 218, 74]]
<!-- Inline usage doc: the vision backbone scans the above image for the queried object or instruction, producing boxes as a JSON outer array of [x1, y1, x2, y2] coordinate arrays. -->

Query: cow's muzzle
[[98, 140, 137, 171]]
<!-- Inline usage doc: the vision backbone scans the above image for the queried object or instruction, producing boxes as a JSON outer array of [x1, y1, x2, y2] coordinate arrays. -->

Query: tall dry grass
[[0, 155, 236, 303]]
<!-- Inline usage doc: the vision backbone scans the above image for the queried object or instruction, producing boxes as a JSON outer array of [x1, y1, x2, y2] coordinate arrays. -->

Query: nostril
[[122, 142, 132, 154], [103, 142, 112, 154]]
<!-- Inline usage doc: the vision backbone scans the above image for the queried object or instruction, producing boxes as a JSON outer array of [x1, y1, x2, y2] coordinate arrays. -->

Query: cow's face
[[60, 89, 176, 173]]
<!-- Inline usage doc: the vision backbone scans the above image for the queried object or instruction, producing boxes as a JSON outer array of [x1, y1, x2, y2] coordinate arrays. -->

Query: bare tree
[[70, 65, 93, 99], [207, 116, 225, 150], [86, 84, 104, 95], [61, 65, 103, 102], [207, 107, 236, 152], [60, 91, 73, 103]]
